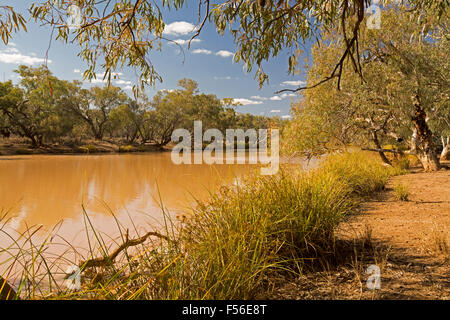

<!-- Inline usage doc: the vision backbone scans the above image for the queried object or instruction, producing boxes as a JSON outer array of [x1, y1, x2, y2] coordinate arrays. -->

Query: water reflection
[[0, 152, 254, 239]]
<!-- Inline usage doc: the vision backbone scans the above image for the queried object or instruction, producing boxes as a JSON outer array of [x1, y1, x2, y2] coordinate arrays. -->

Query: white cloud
[[263, 93, 297, 101], [73, 69, 81, 73], [124, 85, 133, 91], [163, 21, 198, 36], [88, 78, 108, 84], [97, 71, 123, 78], [215, 50, 234, 58], [280, 93, 297, 99], [86, 72, 124, 84], [4, 46, 19, 54], [0, 47, 50, 65], [270, 109, 281, 113], [115, 80, 132, 85], [250, 95, 268, 101], [281, 80, 306, 87], [192, 49, 212, 55], [214, 76, 232, 80], [171, 38, 201, 45], [282, 115, 292, 119], [232, 98, 263, 106], [269, 96, 282, 101]]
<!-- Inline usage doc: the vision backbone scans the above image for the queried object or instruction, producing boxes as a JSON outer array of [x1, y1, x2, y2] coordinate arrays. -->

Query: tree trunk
[[29, 134, 42, 148], [410, 94, 440, 171], [370, 130, 392, 166], [441, 136, 450, 162]]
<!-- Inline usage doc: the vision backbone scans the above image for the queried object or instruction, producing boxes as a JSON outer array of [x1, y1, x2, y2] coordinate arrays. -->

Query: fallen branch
[[79, 230, 171, 269]]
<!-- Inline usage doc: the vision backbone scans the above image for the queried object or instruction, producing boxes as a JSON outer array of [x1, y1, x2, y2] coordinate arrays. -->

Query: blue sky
[[0, 1, 312, 118]]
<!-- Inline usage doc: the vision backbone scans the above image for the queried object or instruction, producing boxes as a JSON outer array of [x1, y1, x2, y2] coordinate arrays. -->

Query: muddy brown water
[[0, 153, 259, 239]]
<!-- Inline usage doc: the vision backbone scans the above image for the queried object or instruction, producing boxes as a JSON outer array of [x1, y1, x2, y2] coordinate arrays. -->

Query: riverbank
[[267, 163, 449, 299], [1, 151, 401, 300], [0, 137, 166, 156], [1, 153, 448, 300]]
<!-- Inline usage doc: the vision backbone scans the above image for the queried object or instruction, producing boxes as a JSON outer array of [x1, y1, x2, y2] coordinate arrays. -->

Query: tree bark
[[411, 94, 440, 171]]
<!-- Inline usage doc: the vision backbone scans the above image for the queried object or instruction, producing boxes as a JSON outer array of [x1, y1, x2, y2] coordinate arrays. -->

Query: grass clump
[[177, 169, 354, 299], [321, 152, 392, 196], [0, 152, 394, 300], [393, 183, 410, 201]]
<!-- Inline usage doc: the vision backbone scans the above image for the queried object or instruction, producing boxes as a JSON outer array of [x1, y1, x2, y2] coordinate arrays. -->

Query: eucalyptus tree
[[284, 6, 449, 170], [63, 83, 128, 140], [110, 99, 147, 143], [0, 66, 75, 147]]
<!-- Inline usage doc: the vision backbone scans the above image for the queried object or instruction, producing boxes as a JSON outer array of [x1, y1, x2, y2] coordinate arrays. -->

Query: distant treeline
[[0, 65, 285, 148]]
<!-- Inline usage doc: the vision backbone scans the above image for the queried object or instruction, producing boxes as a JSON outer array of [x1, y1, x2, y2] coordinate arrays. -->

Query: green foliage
[[0, 5, 27, 44], [0, 69, 269, 149], [0, 66, 77, 147]]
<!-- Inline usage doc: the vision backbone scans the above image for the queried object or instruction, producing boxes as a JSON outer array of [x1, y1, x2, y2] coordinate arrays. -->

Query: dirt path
[[268, 167, 449, 300]]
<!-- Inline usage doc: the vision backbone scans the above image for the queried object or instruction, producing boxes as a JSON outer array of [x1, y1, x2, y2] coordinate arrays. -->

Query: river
[[0, 152, 255, 244]]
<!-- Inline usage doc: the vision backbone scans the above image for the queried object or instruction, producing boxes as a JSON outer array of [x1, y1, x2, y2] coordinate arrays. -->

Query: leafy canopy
[[1, 1, 447, 92]]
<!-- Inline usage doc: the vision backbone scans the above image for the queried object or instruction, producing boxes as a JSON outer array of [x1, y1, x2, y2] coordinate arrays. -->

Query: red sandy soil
[[267, 165, 449, 300]]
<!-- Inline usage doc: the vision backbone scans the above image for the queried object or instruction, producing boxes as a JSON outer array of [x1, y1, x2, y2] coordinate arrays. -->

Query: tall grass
[[0, 152, 396, 300]]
